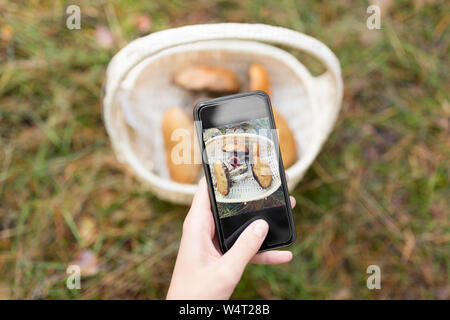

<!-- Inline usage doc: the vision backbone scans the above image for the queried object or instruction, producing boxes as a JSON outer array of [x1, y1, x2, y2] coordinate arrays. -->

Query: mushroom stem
[[229, 163, 248, 177]]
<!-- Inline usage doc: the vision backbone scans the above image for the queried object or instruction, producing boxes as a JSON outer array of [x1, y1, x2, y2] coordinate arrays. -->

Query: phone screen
[[196, 92, 295, 252]]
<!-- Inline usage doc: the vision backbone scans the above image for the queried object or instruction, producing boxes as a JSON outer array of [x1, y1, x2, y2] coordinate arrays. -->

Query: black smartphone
[[193, 91, 296, 253]]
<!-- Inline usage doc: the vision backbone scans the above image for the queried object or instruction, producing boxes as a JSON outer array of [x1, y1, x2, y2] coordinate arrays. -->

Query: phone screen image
[[203, 117, 286, 218], [196, 92, 295, 252]]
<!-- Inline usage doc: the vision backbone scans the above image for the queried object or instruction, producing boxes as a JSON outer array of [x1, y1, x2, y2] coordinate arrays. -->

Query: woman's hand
[[167, 177, 295, 300]]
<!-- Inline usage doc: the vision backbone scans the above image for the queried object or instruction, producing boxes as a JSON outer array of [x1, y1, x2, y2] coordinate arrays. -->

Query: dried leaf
[[360, 28, 383, 46], [95, 25, 115, 49], [70, 249, 99, 277]]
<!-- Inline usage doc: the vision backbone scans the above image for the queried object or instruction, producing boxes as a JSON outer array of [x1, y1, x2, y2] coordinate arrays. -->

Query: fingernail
[[252, 220, 268, 238]]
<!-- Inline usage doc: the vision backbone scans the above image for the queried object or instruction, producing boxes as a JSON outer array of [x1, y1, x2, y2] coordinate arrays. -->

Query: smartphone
[[193, 91, 296, 253]]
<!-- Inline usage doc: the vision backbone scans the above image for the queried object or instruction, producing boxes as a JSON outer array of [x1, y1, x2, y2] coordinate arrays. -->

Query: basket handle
[[106, 23, 342, 114]]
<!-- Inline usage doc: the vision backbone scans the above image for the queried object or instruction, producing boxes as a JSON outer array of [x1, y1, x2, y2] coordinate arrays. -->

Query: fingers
[[250, 250, 293, 264], [221, 219, 268, 276], [183, 177, 215, 239]]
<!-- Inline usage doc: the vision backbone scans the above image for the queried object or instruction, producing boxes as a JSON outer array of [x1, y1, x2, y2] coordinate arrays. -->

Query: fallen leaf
[[136, 14, 152, 34], [0, 283, 11, 299], [1, 25, 13, 44], [401, 230, 416, 261], [420, 260, 434, 286], [360, 28, 383, 46], [79, 217, 97, 246], [435, 285, 450, 300], [97, 188, 117, 207], [413, 0, 436, 9], [70, 249, 99, 277], [372, 0, 394, 15], [95, 25, 115, 49]]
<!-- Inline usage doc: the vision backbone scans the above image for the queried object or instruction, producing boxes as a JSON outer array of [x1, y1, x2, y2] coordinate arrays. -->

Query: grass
[[0, 0, 449, 299]]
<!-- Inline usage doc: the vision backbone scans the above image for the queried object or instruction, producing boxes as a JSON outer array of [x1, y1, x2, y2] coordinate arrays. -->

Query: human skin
[[167, 177, 295, 300]]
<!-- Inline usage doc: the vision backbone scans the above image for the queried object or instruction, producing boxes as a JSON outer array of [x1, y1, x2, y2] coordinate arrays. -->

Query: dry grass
[[0, 0, 449, 299]]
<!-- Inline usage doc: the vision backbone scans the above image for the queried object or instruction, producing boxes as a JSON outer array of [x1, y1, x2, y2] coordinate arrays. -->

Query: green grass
[[0, 0, 449, 299]]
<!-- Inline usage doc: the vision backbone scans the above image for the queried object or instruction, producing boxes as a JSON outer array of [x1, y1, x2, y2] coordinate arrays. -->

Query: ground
[[0, 0, 448, 299]]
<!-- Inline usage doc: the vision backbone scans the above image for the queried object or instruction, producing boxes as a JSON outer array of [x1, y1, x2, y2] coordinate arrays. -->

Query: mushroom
[[250, 142, 272, 189]]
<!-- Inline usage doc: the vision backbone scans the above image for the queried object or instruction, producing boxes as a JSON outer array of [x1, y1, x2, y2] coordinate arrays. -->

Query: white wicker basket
[[103, 23, 343, 205]]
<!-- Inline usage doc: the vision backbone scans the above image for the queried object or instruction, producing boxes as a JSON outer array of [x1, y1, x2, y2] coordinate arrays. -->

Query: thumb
[[221, 219, 269, 277]]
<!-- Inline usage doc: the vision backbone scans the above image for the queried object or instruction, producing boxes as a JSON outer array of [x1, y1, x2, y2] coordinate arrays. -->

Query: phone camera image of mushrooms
[[250, 142, 272, 189], [204, 116, 285, 218]]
